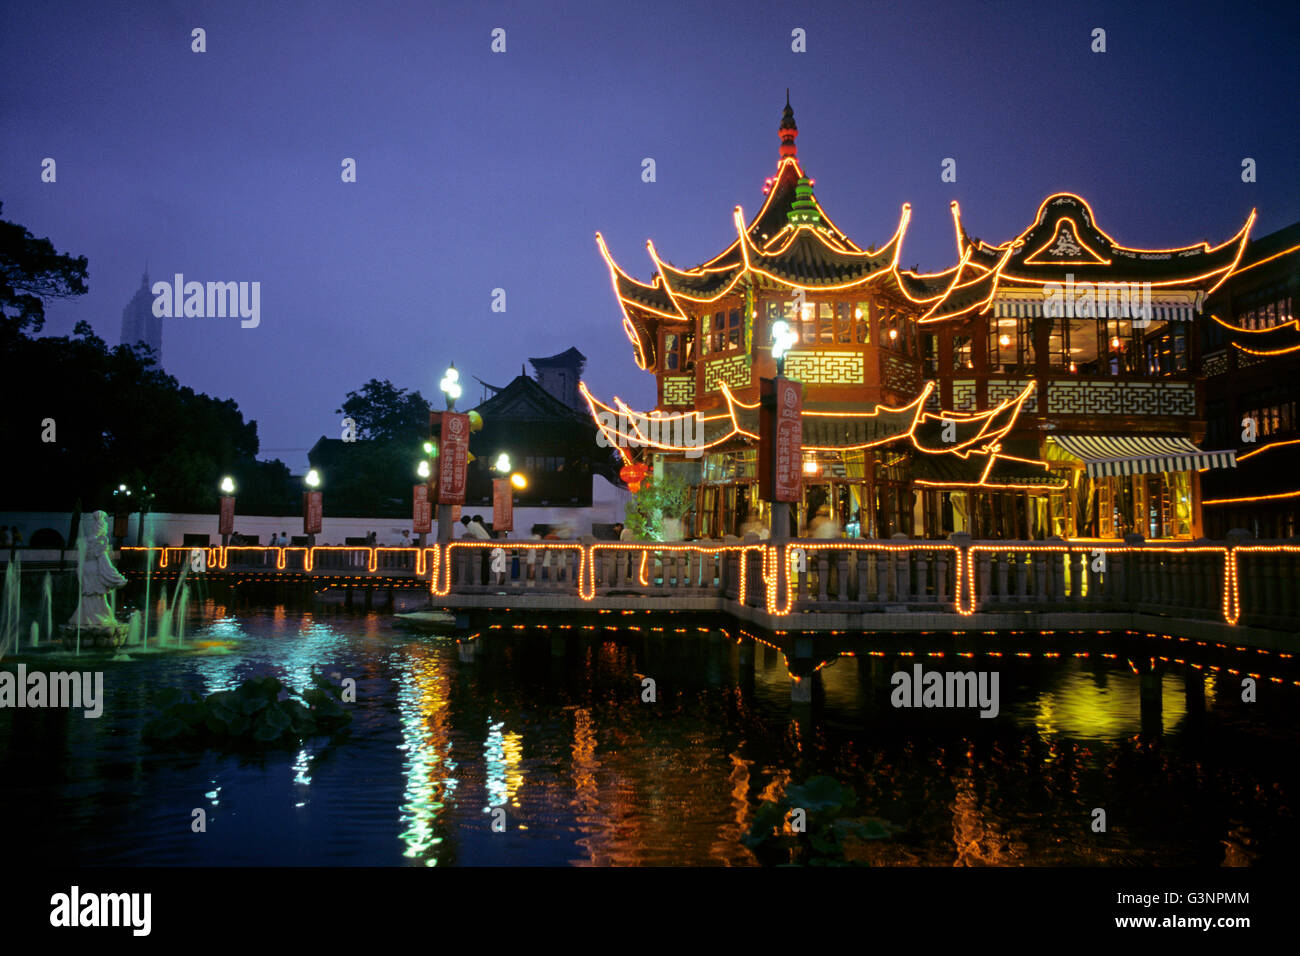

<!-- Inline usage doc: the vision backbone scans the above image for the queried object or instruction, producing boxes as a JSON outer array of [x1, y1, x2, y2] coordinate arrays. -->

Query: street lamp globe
[[417, 460, 431, 479], [494, 453, 511, 473], [220, 476, 235, 495], [770, 319, 798, 374], [439, 365, 462, 408], [305, 468, 322, 489]]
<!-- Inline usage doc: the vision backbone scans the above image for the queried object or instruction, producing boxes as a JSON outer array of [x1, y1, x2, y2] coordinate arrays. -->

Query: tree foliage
[[316, 379, 433, 516], [0, 202, 294, 513], [0, 201, 89, 338], [335, 378, 430, 444]]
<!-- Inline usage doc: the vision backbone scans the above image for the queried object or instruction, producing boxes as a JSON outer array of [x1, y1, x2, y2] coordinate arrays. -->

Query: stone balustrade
[[98, 537, 1300, 630]]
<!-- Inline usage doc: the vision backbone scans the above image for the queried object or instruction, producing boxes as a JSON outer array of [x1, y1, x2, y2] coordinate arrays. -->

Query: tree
[[335, 379, 431, 444], [0, 201, 88, 339], [0, 201, 292, 515], [314, 379, 434, 516]]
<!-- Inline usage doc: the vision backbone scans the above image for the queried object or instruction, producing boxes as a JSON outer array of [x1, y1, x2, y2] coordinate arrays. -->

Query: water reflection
[[395, 641, 456, 865], [1, 611, 1296, 866]]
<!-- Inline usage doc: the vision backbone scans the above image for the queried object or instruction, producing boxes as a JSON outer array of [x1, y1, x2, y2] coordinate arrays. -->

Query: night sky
[[3, 0, 1296, 470]]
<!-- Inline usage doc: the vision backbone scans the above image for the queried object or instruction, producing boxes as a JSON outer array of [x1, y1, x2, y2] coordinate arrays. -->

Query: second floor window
[[987, 318, 1033, 372], [664, 332, 694, 372], [703, 309, 742, 353], [1045, 317, 1187, 375], [764, 298, 872, 348]]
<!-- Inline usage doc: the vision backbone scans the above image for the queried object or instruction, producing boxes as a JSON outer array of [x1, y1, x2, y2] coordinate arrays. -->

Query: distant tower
[[529, 347, 586, 410], [119, 270, 162, 364]]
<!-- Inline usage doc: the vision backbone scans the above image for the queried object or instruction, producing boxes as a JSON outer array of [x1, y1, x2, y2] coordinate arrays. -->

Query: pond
[[1, 600, 1295, 866]]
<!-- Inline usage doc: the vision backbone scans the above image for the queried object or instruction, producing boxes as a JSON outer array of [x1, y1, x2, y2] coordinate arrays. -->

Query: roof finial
[[779, 91, 798, 159]]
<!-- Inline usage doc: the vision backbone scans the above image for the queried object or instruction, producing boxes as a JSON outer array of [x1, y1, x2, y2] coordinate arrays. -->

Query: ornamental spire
[[779, 89, 798, 158], [787, 176, 821, 225]]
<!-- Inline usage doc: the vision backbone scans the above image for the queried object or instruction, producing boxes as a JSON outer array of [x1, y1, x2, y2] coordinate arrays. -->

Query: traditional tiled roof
[[598, 103, 1257, 370], [580, 378, 1055, 489], [596, 98, 909, 371], [955, 193, 1254, 290], [1209, 313, 1300, 356]]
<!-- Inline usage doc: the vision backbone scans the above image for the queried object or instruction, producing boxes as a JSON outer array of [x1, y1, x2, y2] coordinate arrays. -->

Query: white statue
[[68, 511, 128, 629]]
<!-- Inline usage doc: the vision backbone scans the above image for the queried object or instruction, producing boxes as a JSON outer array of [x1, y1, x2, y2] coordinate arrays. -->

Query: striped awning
[[1050, 435, 1237, 477]]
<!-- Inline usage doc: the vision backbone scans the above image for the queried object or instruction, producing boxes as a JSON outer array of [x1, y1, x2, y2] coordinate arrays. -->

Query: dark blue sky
[[3, 0, 1296, 469]]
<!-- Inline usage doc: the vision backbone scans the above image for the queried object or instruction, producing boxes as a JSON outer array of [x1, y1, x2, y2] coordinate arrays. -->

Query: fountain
[[41, 572, 53, 644], [59, 511, 130, 651], [0, 514, 201, 661], [1, 553, 18, 658]]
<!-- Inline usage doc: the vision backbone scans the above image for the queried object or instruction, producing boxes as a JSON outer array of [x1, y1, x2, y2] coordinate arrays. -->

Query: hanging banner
[[492, 478, 514, 532], [303, 490, 323, 534], [437, 411, 470, 504], [113, 512, 129, 540], [413, 484, 432, 534], [219, 495, 235, 535], [759, 376, 803, 502]]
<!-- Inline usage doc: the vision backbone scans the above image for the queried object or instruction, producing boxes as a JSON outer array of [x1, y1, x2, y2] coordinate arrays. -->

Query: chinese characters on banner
[[412, 484, 432, 534], [218, 496, 235, 535], [492, 478, 513, 532], [303, 490, 323, 534], [759, 376, 803, 502], [437, 412, 470, 504]]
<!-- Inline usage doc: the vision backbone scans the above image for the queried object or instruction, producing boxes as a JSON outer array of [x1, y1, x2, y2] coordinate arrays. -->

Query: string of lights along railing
[[115, 542, 1300, 626]]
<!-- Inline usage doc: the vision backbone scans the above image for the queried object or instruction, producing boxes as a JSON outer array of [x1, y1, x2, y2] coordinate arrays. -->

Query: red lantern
[[620, 462, 649, 493]]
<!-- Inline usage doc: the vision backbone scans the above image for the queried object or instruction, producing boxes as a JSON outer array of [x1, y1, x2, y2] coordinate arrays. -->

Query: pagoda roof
[[1208, 313, 1300, 357], [596, 98, 911, 370], [579, 378, 1056, 490], [597, 103, 1258, 370], [472, 373, 593, 425], [955, 192, 1255, 290], [529, 347, 587, 368]]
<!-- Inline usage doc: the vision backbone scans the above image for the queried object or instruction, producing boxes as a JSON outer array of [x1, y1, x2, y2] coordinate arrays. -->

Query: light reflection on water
[[395, 642, 456, 865], [0, 603, 1295, 866]]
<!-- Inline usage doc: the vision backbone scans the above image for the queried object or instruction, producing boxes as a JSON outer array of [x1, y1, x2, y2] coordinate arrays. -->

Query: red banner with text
[[303, 490, 323, 534], [412, 484, 432, 534], [437, 412, 470, 504], [492, 478, 513, 532], [760, 376, 803, 502]]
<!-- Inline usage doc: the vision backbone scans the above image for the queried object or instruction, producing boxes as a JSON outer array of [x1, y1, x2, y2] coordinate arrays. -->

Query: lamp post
[[414, 456, 432, 546], [435, 365, 463, 544], [135, 484, 155, 547], [112, 484, 132, 548], [218, 475, 235, 547], [767, 319, 800, 541], [303, 468, 322, 547]]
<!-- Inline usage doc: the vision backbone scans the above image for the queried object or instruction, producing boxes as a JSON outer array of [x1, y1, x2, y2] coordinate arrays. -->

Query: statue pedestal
[[59, 622, 129, 651]]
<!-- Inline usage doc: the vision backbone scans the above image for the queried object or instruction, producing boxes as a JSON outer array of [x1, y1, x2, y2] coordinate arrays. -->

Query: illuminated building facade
[[1199, 223, 1300, 538], [585, 98, 1249, 540]]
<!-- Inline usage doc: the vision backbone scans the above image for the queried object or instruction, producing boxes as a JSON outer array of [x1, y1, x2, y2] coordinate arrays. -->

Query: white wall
[[1, 476, 634, 547]]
